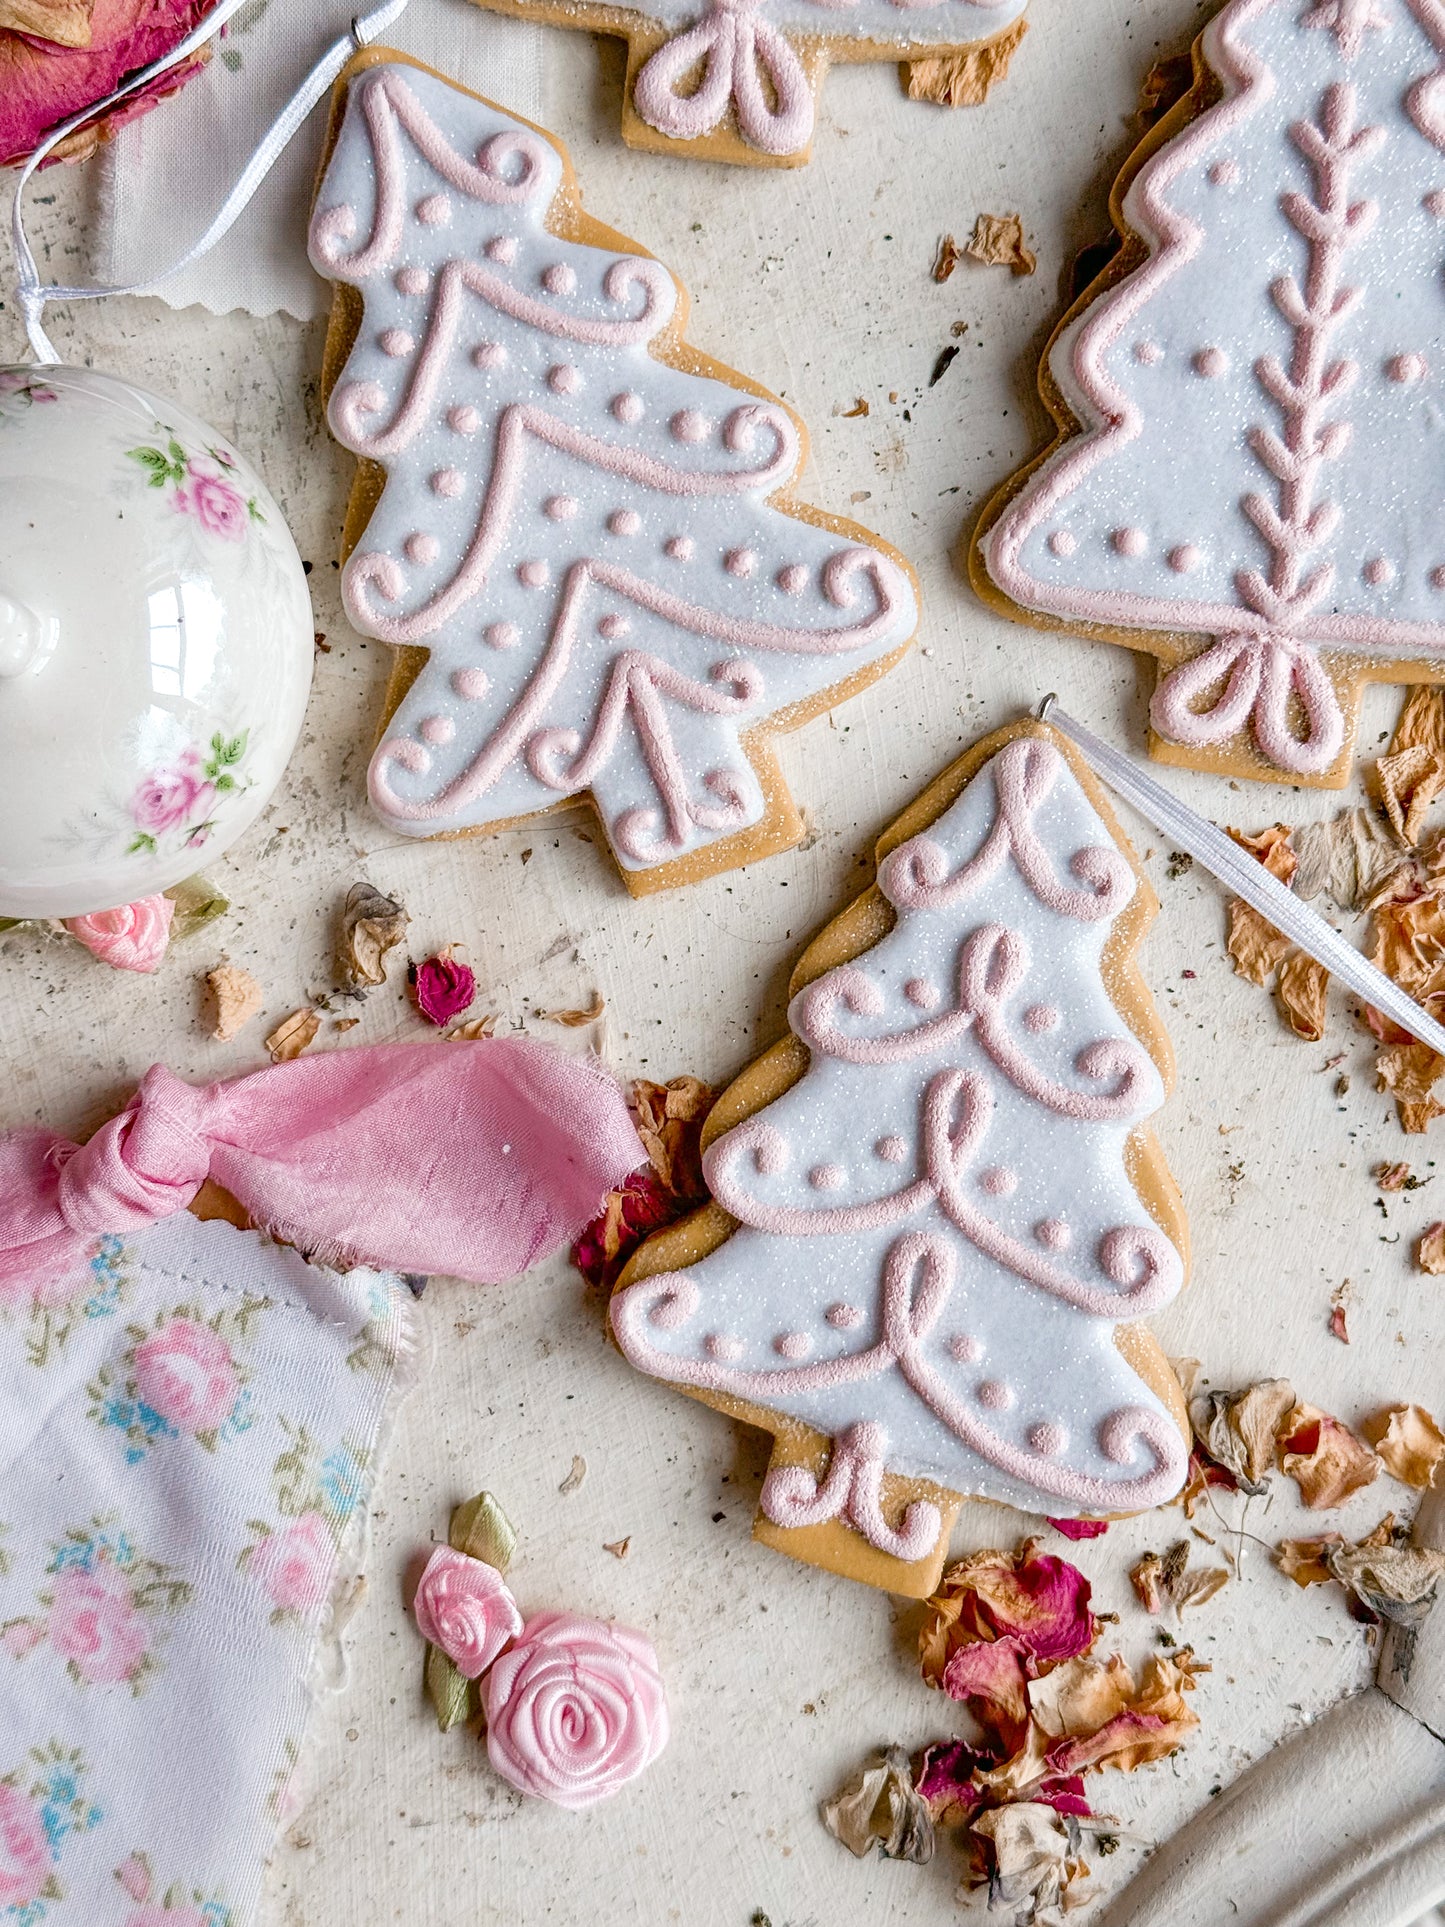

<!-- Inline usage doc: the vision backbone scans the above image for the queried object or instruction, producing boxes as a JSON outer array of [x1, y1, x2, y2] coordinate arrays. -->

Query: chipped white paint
[[1, 2, 1442, 1920]]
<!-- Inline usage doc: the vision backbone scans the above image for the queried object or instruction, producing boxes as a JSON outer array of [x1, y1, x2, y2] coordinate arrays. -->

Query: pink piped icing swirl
[[412, 1545, 523, 1679], [483, 1611, 669, 1810]]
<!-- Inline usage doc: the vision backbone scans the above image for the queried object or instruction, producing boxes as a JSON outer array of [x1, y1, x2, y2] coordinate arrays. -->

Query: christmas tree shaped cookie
[[464, 0, 1028, 169], [312, 54, 918, 892], [611, 718, 1189, 1596], [975, 0, 1445, 788]]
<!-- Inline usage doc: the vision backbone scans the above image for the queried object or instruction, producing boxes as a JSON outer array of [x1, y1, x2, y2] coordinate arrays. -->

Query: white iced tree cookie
[[462, 0, 1027, 168], [611, 722, 1189, 1594], [311, 56, 918, 890], [976, 0, 1445, 787]]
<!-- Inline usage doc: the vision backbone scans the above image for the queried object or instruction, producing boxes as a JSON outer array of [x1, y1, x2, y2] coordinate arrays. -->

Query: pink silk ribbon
[[0, 1040, 645, 1291]]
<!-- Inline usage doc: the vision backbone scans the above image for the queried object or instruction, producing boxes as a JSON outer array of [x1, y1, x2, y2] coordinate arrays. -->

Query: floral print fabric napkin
[[0, 1211, 412, 1924]]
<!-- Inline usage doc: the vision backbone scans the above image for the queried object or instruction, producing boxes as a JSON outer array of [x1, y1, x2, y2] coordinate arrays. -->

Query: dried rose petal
[[1362, 1404, 1445, 1489], [1419, 1223, 1445, 1275], [820, 1747, 934, 1863], [942, 1632, 1034, 1755], [412, 951, 476, 1027], [1, 0, 211, 168], [914, 1740, 989, 1827], [921, 1539, 1097, 1686], [1275, 1534, 1345, 1587], [1278, 1403, 1380, 1508], [1045, 1515, 1108, 1540], [1036, 1650, 1203, 1776]]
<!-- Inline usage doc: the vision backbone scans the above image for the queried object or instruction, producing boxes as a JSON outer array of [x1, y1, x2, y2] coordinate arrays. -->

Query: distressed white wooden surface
[[4, 0, 1443, 1918]]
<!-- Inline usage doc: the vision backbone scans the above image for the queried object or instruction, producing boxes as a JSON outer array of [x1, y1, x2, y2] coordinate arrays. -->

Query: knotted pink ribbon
[[0, 1040, 645, 1293], [1149, 631, 1345, 777], [632, 0, 815, 156]]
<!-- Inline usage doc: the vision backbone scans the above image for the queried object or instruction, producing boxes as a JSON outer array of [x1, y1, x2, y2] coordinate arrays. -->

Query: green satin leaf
[[164, 875, 230, 941], [426, 1642, 471, 1731], [449, 1491, 516, 1574]]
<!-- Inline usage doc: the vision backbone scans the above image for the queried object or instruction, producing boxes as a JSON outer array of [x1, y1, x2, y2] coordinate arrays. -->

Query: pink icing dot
[[485, 234, 518, 264], [1192, 346, 1228, 378], [1209, 158, 1240, 186], [1168, 543, 1202, 573], [1028, 1422, 1068, 1458], [611, 392, 644, 424], [548, 364, 581, 395], [777, 564, 809, 595], [474, 341, 506, 370], [949, 1334, 982, 1364], [416, 193, 451, 226], [543, 262, 577, 295], [1427, 189, 1445, 216], [404, 532, 439, 565], [1364, 557, 1395, 586], [753, 1138, 785, 1176], [671, 409, 712, 443], [978, 1379, 1014, 1411], [1111, 526, 1147, 556], [1387, 353, 1428, 383], [379, 329, 414, 357], [485, 623, 519, 650], [1023, 1003, 1059, 1033], [1035, 1218, 1071, 1251], [545, 494, 579, 521], [430, 468, 464, 497], [904, 977, 939, 1010], [808, 1163, 845, 1191], [875, 1135, 908, 1163], [1134, 340, 1164, 365], [518, 560, 549, 588], [725, 547, 758, 578], [980, 1166, 1018, 1197], [453, 667, 490, 698], [1432, 566, 1445, 590], [1047, 529, 1077, 557], [420, 714, 455, 745], [706, 1333, 744, 1362], [665, 536, 694, 562], [598, 614, 630, 640], [395, 266, 430, 295], [608, 509, 642, 536], [448, 404, 480, 435], [826, 1303, 864, 1330], [774, 1331, 812, 1360]]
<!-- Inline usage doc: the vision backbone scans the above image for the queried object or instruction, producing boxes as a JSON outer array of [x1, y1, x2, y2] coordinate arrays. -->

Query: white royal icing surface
[[611, 736, 1188, 1555], [984, 0, 1445, 777], [310, 66, 917, 871]]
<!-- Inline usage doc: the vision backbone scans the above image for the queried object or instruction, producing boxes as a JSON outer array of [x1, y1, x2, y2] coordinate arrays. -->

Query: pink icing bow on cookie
[[0, 1041, 644, 1292], [633, 0, 815, 156]]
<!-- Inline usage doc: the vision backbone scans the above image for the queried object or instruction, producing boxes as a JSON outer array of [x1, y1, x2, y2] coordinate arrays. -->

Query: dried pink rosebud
[[412, 1545, 522, 1680], [412, 951, 476, 1026]]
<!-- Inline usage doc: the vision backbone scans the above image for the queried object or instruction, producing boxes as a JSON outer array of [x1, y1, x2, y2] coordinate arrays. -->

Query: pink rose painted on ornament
[[412, 1545, 522, 1679], [177, 461, 248, 542], [134, 1316, 239, 1435], [0, 1782, 48, 1909], [63, 893, 175, 974], [131, 749, 215, 836], [483, 1610, 669, 1809], [248, 1512, 336, 1617], [48, 1564, 148, 1685]]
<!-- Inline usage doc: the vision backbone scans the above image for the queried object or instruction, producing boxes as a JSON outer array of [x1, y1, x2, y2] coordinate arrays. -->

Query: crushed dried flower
[[265, 1008, 320, 1063], [1376, 1162, 1414, 1191], [932, 234, 962, 282], [1377, 1040, 1445, 1133], [820, 1747, 934, 1863], [538, 991, 605, 1026], [1418, 1222, 1445, 1274], [1189, 1378, 1295, 1495], [1362, 1404, 1445, 1488], [1278, 1403, 1380, 1507], [1291, 809, 1405, 909], [965, 211, 1036, 274], [1275, 1534, 1346, 1587], [447, 1013, 498, 1040], [919, 1539, 1098, 1693], [842, 396, 870, 417], [336, 880, 409, 990], [558, 1455, 587, 1496], [411, 948, 476, 1027], [1031, 1649, 1205, 1776], [203, 962, 262, 1042], [1130, 1542, 1228, 1619], [1328, 1304, 1350, 1344], [1277, 950, 1329, 1041]]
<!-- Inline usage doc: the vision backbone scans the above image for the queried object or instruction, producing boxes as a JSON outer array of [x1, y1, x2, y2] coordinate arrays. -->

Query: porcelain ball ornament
[[0, 363, 314, 920]]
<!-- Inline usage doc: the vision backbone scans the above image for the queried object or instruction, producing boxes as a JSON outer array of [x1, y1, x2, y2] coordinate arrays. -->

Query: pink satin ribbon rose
[[63, 893, 175, 974], [412, 1545, 522, 1680], [483, 1610, 669, 1810]]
